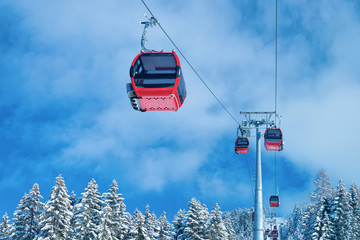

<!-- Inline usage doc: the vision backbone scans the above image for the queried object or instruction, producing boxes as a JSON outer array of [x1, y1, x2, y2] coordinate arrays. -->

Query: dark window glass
[[265, 129, 282, 140], [133, 54, 179, 88], [134, 78, 176, 88], [140, 54, 177, 71], [236, 138, 249, 148], [134, 59, 142, 73], [270, 196, 279, 202], [177, 74, 186, 104]]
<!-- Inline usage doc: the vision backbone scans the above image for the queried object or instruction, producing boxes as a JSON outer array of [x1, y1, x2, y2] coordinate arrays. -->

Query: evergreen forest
[[1, 169, 359, 240]]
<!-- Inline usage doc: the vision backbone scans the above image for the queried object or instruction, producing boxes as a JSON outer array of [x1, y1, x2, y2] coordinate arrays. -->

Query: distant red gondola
[[264, 128, 283, 151], [235, 137, 249, 154], [271, 226, 279, 239], [269, 195, 280, 207], [126, 51, 186, 112]]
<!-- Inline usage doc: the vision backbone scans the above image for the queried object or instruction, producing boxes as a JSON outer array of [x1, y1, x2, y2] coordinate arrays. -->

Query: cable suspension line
[[140, 0, 240, 126], [275, 152, 277, 194], [140, 0, 257, 208], [246, 154, 255, 200], [274, 0, 278, 194], [273, 1, 279, 221], [274, 0, 278, 115]]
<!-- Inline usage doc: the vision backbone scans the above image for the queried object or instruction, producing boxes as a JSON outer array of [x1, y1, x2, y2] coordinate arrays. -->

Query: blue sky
[[1, 0, 360, 220]]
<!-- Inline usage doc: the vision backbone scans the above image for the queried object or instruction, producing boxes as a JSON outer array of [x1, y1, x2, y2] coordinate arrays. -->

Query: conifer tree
[[226, 209, 241, 237], [69, 201, 82, 240], [98, 205, 117, 240], [312, 204, 323, 239], [201, 203, 210, 238], [72, 178, 103, 240], [321, 211, 332, 240], [129, 209, 150, 240], [310, 169, 334, 201], [11, 195, 27, 240], [102, 180, 129, 239], [158, 212, 173, 240], [68, 191, 78, 239], [280, 212, 293, 240], [223, 217, 236, 240], [0, 213, 10, 240], [207, 203, 228, 240], [311, 197, 332, 239], [38, 175, 72, 240], [226, 208, 253, 239], [302, 203, 316, 239], [329, 180, 351, 240], [69, 191, 78, 207], [121, 212, 132, 240], [182, 198, 209, 240], [349, 183, 360, 239], [172, 209, 186, 239], [11, 183, 44, 240], [143, 205, 159, 239]]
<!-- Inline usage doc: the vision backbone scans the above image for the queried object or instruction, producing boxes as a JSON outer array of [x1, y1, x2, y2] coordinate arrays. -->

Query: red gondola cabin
[[269, 195, 280, 207], [264, 128, 284, 151], [235, 137, 249, 154], [271, 226, 279, 239], [126, 51, 186, 112]]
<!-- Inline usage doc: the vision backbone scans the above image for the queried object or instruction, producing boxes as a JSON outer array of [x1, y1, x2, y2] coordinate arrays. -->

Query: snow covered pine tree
[[11, 183, 44, 240], [38, 175, 72, 240]]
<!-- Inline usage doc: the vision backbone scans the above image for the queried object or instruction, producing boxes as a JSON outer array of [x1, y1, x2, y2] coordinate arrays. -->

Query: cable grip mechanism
[[140, 14, 161, 52]]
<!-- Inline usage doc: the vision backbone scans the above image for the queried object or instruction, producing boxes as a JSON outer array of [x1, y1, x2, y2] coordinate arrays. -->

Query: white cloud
[[198, 173, 254, 203], [2, 0, 360, 216], [283, 84, 360, 182], [128, 148, 205, 191], [42, 0, 360, 191], [277, 0, 360, 186]]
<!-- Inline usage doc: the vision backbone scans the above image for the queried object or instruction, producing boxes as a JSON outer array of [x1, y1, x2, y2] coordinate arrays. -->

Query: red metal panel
[[235, 147, 249, 154], [272, 230, 279, 238], [139, 94, 179, 111]]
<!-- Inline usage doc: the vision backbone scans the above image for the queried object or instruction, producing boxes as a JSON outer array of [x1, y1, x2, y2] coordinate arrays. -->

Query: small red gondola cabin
[[269, 195, 280, 207], [235, 137, 249, 154], [271, 226, 279, 239], [264, 128, 283, 151], [126, 51, 186, 112]]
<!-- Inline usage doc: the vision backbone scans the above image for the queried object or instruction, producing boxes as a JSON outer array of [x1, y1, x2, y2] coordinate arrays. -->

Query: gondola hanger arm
[[140, 15, 162, 52]]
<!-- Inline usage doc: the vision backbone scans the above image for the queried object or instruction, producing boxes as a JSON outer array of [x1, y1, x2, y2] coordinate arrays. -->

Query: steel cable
[[140, 0, 240, 126]]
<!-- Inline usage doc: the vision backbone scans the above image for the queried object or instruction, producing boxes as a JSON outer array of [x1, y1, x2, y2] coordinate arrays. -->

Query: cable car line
[[274, 0, 279, 197], [138, 1, 284, 226], [140, 0, 240, 125], [245, 154, 255, 200], [275, 152, 277, 194], [139, 0, 256, 204], [235, 127, 254, 199], [271, 1, 280, 226], [274, 0, 278, 115], [139, 0, 256, 211]]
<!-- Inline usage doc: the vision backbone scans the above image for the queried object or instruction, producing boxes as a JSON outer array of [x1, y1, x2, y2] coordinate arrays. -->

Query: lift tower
[[239, 111, 280, 240]]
